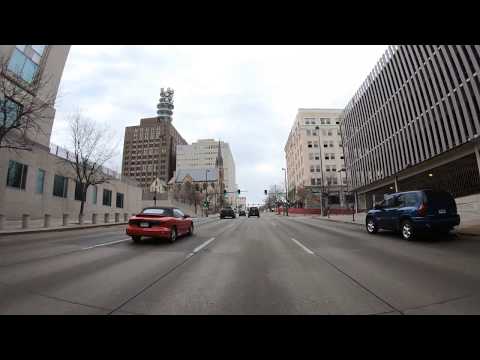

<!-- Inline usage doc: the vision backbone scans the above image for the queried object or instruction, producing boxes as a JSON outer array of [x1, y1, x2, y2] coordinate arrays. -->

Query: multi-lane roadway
[[1, 213, 480, 314]]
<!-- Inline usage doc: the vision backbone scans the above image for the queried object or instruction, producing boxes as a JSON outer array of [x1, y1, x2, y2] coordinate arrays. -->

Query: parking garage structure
[[340, 45, 480, 211]]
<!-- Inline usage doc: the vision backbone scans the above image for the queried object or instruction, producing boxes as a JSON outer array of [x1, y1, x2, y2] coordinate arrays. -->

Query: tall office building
[[285, 108, 348, 208], [122, 88, 188, 191], [176, 139, 237, 203], [341, 45, 480, 210]]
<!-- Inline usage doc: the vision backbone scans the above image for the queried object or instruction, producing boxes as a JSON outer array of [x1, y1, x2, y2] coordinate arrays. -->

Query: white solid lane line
[[192, 237, 216, 254], [291, 238, 315, 255], [82, 238, 132, 250]]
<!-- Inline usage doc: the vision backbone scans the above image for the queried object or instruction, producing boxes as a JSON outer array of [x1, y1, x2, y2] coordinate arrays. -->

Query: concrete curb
[[0, 222, 129, 236]]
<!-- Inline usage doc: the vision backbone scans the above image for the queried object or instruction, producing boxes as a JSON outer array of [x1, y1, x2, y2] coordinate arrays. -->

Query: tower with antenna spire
[[157, 87, 174, 122]]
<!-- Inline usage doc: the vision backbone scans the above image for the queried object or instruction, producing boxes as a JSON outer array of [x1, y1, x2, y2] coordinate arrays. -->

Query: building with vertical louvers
[[340, 45, 480, 210]]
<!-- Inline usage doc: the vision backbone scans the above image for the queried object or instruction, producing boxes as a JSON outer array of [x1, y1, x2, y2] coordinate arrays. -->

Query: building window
[[6, 160, 28, 189], [75, 181, 85, 201], [315, 154, 320, 160], [327, 130, 332, 136], [306, 129, 311, 136], [116, 193, 124, 208], [320, 119, 325, 124], [317, 178, 322, 185], [326, 119, 331, 124], [323, 142, 328, 148], [329, 141, 334, 147], [310, 165, 314, 173], [53, 175, 68, 198], [36, 169, 45, 194], [1, 97, 22, 127], [333, 177, 338, 185], [307, 141, 312, 148], [316, 165, 321, 172], [313, 141, 319, 148], [92, 185, 97, 204], [326, 165, 331, 172], [331, 154, 335, 160], [309, 153, 314, 160], [311, 178, 316, 185], [102, 189, 112, 206], [325, 154, 330, 160], [7, 45, 47, 83]]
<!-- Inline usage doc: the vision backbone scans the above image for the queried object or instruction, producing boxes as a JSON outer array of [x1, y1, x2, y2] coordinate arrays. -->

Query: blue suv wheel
[[366, 217, 378, 234]]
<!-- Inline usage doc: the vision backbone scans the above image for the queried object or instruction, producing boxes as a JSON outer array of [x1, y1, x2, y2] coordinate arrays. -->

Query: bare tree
[[62, 112, 118, 218], [0, 56, 56, 151]]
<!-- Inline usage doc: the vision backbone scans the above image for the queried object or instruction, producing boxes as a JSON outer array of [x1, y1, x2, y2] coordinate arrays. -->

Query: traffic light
[[264, 190, 267, 195], [237, 189, 241, 194]]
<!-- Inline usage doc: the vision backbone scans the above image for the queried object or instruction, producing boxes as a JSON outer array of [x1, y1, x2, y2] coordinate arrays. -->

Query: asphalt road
[[1, 212, 480, 314]]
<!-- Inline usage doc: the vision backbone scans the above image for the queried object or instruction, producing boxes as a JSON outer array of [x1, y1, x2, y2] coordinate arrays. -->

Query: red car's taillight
[[418, 203, 428, 217]]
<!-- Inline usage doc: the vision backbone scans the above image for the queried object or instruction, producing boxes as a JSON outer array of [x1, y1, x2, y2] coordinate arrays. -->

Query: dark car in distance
[[220, 206, 236, 219], [248, 207, 260, 218], [239, 210, 246, 216], [365, 190, 460, 241], [126, 207, 194, 243]]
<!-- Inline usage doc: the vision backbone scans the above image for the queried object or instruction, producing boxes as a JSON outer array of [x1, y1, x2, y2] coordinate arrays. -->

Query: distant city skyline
[[51, 45, 388, 204]]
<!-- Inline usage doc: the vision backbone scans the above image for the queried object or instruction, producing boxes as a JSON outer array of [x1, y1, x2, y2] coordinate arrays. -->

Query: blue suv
[[365, 190, 460, 241]]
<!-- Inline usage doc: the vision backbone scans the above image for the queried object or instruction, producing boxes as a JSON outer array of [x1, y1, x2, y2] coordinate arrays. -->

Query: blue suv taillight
[[418, 202, 428, 217]]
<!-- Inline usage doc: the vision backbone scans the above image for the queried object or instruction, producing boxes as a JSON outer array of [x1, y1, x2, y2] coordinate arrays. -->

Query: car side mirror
[[183, 214, 190, 218]]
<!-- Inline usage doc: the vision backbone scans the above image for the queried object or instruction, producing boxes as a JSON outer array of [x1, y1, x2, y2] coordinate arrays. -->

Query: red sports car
[[126, 207, 194, 243]]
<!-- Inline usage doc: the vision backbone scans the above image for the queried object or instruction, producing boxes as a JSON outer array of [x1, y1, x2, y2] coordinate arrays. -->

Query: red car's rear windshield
[[141, 208, 173, 216]]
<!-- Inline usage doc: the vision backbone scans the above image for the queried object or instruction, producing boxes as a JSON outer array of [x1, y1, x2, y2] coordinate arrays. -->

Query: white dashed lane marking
[[291, 238, 315, 255]]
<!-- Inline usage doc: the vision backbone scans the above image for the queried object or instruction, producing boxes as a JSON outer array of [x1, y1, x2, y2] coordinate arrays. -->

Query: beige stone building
[[0, 45, 144, 222], [285, 108, 350, 208], [176, 139, 237, 204]]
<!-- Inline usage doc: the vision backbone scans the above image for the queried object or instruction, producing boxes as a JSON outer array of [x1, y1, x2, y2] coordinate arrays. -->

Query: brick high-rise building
[[121, 88, 188, 192]]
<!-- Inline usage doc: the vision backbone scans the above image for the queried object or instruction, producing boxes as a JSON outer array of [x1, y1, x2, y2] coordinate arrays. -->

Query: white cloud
[[53, 45, 388, 204]]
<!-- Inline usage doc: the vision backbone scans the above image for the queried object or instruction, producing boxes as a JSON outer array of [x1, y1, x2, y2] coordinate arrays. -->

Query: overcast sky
[[52, 45, 388, 205]]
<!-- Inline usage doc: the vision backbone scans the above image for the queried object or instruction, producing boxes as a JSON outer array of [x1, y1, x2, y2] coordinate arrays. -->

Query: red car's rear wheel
[[169, 227, 177, 243]]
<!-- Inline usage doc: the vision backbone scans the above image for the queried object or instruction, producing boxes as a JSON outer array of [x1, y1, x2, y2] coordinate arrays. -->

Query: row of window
[[342, 45, 480, 189], [309, 165, 340, 173], [309, 177, 346, 185], [6, 160, 125, 208], [304, 117, 340, 125], [307, 140, 338, 148], [305, 129, 341, 137]]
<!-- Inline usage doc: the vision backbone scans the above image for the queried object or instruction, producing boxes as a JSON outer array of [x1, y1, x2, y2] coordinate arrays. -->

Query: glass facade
[[0, 98, 21, 127], [36, 169, 45, 194], [103, 189, 112, 206], [6, 160, 28, 189], [7, 45, 47, 83], [53, 175, 68, 198]]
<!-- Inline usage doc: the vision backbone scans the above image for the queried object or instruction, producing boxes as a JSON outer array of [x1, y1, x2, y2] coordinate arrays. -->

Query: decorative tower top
[[157, 87, 174, 122], [215, 140, 224, 168]]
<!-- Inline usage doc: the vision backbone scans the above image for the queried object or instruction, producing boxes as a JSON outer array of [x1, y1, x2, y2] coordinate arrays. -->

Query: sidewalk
[[289, 211, 480, 237], [0, 214, 221, 236]]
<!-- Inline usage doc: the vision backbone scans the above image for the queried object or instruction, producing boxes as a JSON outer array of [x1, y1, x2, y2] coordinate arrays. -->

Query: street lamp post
[[282, 167, 288, 216], [204, 169, 210, 217], [314, 125, 326, 216]]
